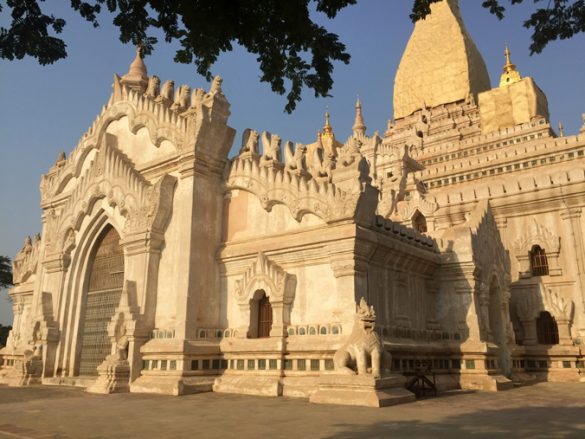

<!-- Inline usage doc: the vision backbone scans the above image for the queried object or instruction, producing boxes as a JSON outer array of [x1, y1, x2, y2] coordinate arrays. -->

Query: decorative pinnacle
[[322, 110, 334, 139], [558, 121, 565, 137], [499, 45, 521, 87], [352, 95, 366, 136], [121, 45, 148, 90]]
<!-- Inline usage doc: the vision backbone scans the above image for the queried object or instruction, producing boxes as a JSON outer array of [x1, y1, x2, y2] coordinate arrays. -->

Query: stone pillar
[[560, 208, 585, 337], [477, 282, 492, 342], [556, 317, 573, 346], [520, 318, 538, 346], [269, 302, 287, 338]]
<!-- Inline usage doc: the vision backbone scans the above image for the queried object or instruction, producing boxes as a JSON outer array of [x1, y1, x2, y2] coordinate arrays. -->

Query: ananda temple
[[2, 0, 584, 406]]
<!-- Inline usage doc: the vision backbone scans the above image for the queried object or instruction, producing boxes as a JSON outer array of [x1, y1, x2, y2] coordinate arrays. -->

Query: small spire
[[581, 113, 585, 134], [121, 46, 148, 91], [499, 45, 522, 87], [352, 95, 367, 137], [558, 121, 565, 137], [322, 110, 334, 139]]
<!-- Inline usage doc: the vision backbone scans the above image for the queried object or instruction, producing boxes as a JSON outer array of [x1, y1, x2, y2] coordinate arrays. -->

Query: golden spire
[[499, 45, 522, 87], [322, 110, 334, 139], [352, 96, 367, 136], [558, 121, 565, 137]]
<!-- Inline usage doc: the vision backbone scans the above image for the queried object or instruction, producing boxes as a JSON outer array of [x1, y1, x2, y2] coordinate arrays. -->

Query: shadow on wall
[[325, 406, 585, 438], [0, 288, 13, 327]]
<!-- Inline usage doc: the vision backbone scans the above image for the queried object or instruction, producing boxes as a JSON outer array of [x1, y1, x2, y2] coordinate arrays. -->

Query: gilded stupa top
[[499, 46, 522, 87], [393, 0, 491, 119], [322, 111, 334, 140]]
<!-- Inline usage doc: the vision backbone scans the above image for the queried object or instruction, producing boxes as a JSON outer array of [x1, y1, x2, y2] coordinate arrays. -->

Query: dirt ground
[[0, 382, 584, 438]]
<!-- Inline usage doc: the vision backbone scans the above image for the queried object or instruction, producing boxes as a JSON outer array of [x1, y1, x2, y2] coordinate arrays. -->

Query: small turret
[[352, 97, 367, 137], [499, 45, 522, 87]]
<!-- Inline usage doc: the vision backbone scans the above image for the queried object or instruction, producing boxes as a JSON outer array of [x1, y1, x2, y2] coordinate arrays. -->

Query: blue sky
[[1, 1, 584, 325]]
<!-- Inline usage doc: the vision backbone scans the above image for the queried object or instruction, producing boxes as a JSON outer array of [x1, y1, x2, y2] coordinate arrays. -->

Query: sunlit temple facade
[[1, 0, 584, 405]]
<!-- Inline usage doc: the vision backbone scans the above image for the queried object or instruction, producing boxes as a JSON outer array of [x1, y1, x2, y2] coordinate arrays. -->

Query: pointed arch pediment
[[512, 220, 560, 255], [41, 76, 188, 203], [234, 253, 295, 306], [45, 141, 176, 257]]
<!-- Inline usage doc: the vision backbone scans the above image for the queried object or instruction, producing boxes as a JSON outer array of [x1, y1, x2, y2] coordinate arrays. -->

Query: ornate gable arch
[[43, 76, 188, 202], [44, 140, 176, 262], [234, 253, 296, 338]]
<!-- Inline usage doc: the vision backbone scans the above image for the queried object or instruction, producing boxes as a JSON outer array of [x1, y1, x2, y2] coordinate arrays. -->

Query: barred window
[[530, 245, 549, 276]]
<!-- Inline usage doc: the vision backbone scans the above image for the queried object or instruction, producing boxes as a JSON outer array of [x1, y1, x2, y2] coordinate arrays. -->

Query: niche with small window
[[412, 210, 428, 234]]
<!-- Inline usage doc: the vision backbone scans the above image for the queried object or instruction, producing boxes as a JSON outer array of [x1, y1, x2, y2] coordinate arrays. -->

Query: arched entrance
[[78, 225, 124, 376]]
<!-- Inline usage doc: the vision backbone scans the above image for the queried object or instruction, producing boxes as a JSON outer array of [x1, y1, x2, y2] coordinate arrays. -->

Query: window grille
[[530, 246, 549, 276]]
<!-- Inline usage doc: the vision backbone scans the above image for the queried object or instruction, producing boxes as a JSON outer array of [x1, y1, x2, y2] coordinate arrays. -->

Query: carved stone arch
[[101, 97, 185, 150], [228, 172, 331, 223], [226, 157, 364, 224], [234, 253, 296, 338]]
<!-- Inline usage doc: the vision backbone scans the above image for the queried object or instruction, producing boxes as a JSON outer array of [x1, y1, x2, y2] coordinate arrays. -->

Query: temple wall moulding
[[234, 252, 296, 338]]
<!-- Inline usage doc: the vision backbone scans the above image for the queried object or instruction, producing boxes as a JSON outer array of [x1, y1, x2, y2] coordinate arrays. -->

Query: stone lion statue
[[239, 129, 259, 156], [333, 297, 391, 378]]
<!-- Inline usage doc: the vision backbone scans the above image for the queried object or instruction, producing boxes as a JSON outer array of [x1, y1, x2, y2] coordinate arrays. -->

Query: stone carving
[[239, 129, 259, 156], [145, 75, 160, 98], [171, 84, 190, 111], [338, 137, 361, 167], [190, 87, 205, 108], [210, 75, 223, 95], [54, 151, 66, 168], [284, 141, 307, 173], [260, 131, 282, 165], [512, 219, 560, 255], [546, 288, 573, 320], [333, 298, 391, 378], [12, 234, 41, 284], [310, 147, 335, 182], [87, 282, 139, 394], [159, 80, 174, 102], [234, 252, 293, 306], [227, 155, 368, 223]]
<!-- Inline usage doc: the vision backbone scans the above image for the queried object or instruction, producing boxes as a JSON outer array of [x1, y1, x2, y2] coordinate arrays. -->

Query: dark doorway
[[536, 311, 559, 345], [258, 294, 273, 338]]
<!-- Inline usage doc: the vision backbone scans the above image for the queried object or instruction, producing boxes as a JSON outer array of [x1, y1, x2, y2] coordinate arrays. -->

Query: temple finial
[[121, 45, 149, 92], [352, 95, 367, 137], [499, 44, 522, 87], [322, 110, 334, 139]]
